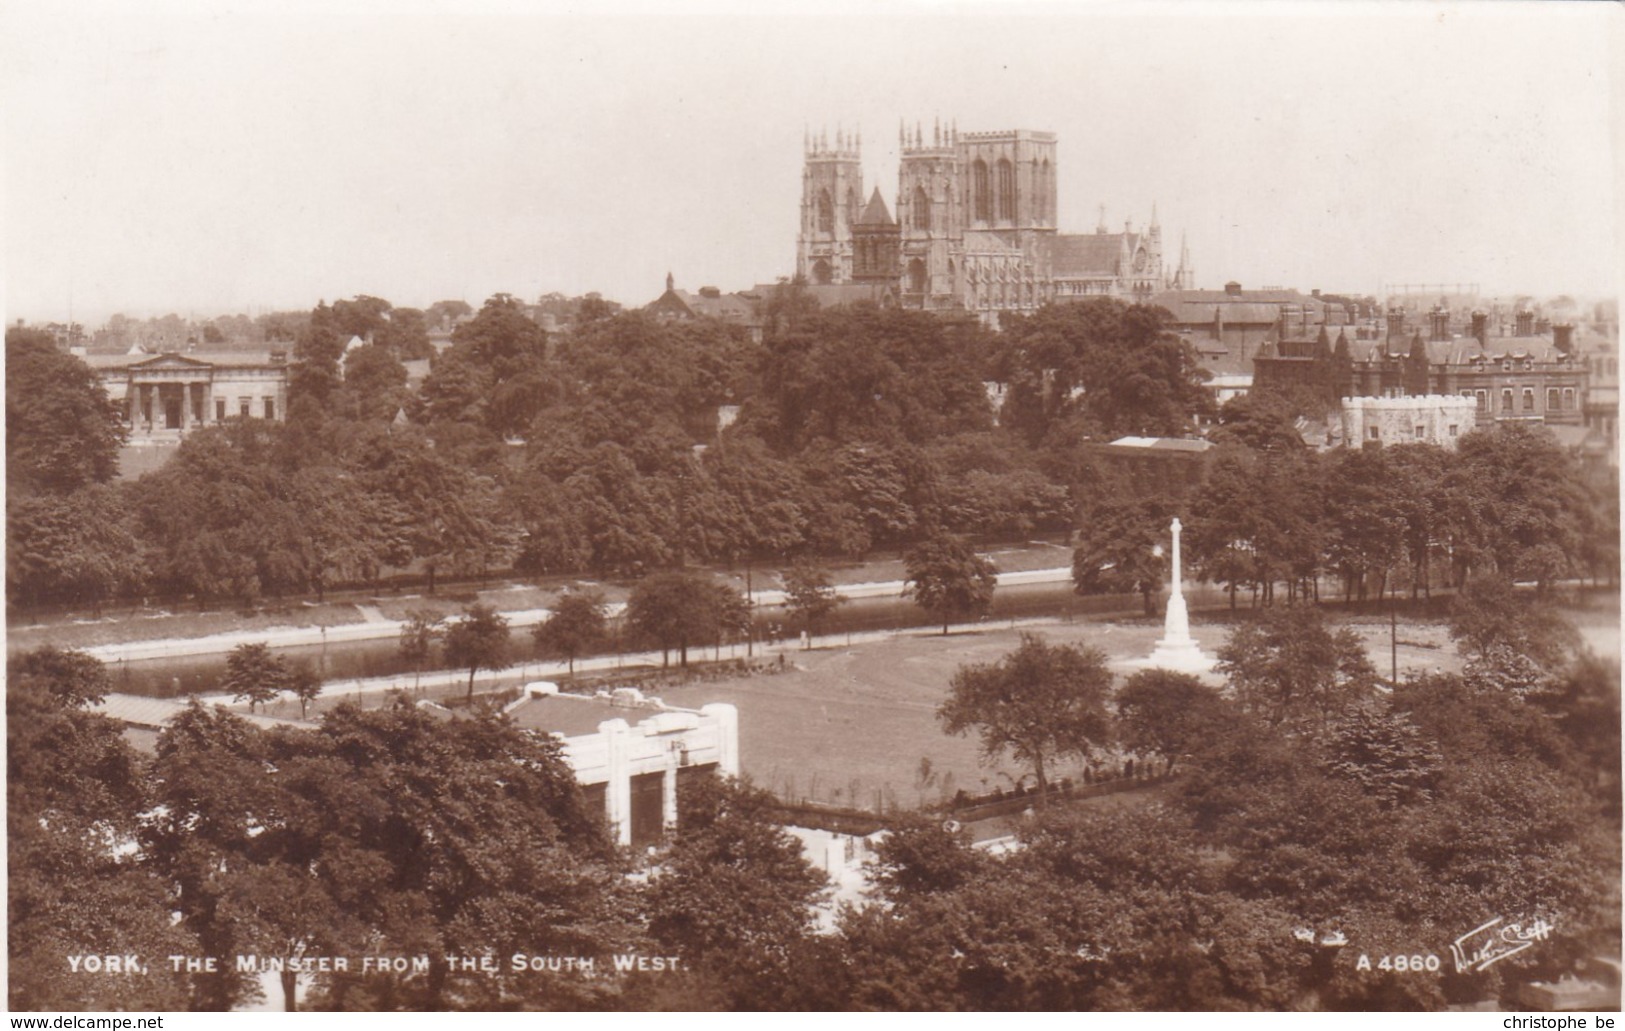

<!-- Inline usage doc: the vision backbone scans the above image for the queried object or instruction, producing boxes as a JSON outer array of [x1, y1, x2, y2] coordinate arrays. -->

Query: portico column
[[178, 380, 189, 430]]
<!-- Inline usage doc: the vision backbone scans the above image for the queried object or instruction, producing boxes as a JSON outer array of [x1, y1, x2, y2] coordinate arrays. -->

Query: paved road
[[77, 567, 1077, 664]]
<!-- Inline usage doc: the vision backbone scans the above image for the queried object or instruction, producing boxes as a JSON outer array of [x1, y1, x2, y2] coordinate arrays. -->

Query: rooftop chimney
[[1515, 310, 1534, 337], [1471, 311, 1488, 345], [1386, 309, 1406, 341], [1553, 324, 1575, 354], [1224, 281, 1242, 296], [1428, 306, 1450, 342]]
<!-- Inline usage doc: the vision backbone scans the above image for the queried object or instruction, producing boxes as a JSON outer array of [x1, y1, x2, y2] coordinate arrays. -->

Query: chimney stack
[[1429, 306, 1450, 342], [1386, 309, 1406, 341], [1553, 324, 1575, 354], [1471, 311, 1488, 345], [1515, 310, 1534, 336]]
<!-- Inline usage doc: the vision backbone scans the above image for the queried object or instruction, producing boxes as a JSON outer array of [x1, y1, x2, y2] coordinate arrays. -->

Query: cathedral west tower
[[796, 128, 864, 285]]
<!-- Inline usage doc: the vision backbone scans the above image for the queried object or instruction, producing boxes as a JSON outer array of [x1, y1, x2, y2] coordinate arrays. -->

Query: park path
[[73, 567, 1076, 666]]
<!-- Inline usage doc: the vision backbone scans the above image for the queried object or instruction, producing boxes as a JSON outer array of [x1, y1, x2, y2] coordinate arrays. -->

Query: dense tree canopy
[[6, 328, 127, 494]]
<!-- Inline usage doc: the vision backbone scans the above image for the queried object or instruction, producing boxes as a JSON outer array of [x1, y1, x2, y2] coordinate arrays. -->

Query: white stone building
[[1338, 394, 1478, 449]]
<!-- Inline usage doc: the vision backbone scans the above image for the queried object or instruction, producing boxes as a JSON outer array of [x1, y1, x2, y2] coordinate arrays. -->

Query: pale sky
[[3, 0, 1621, 325]]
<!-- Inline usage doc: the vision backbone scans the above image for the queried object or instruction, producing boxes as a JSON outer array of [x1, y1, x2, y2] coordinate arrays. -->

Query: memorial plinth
[[1142, 517, 1215, 674]]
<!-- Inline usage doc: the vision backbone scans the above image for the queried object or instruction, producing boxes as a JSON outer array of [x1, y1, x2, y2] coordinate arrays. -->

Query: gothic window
[[996, 158, 1015, 222], [912, 185, 931, 231], [847, 189, 860, 227], [1040, 158, 1052, 222], [817, 190, 834, 234], [907, 259, 927, 294], [973, 159, 991, 223], [812, 258, 832, 285]]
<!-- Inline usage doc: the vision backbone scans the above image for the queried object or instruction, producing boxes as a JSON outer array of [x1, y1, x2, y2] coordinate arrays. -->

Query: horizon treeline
[[5, 290, 1618, 613]]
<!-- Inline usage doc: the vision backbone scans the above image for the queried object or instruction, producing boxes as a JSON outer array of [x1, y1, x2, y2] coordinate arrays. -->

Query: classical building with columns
[[83, 349, 290, 437]]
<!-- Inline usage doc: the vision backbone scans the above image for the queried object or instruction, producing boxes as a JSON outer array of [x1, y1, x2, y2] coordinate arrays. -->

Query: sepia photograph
[[3, 0, 1621, 1017]]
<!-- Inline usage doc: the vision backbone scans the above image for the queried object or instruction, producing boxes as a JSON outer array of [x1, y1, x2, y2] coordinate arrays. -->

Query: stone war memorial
[[1141, 517, 1215, 674]]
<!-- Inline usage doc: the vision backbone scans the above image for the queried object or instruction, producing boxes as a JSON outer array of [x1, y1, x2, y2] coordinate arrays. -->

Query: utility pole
[[1389, 565, 1399, 685]]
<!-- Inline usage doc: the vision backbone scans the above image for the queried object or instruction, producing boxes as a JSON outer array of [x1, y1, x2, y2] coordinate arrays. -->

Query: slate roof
[[1150, 289, 1325, 326], [856, 188, 895, 227], [1351, 335, 1576, 365], [1051, 233, 1127, 278], [506, 692, 693, 738], [82, 350, 283, 370], [647, 288, 760, 324]]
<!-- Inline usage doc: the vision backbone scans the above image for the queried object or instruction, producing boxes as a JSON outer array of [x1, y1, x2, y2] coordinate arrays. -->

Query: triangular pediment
[[128, 353, 217, 370]]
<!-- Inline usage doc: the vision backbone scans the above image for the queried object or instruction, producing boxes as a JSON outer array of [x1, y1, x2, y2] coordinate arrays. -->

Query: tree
[[532, 589, 607, 674], [1318, 703, 1443, 808], [375, 306, 434, 360], [1454, 422, 1590, 591], [1214, 606, 1376, 728], [903, 533, 997, 634], [781, 560, 840, 646], [441, 603, 511, 702], [7, 485, 149, 610], [148, 699, 627, 1011], [625, 571, 744, 668], [341, 342, 409, 421], [866, 811, 988, 902], [286, 661, 322, 719], [641, 775, 827, 1009], [5, 329, 127, 494], [1072, 496, 1170, 616], [398, 609, 443, 693], [8, 649, 197, 1011], [221, 641, 289, 713], [938, 633, 1114, 803], [1115, 668, 1230, 771], [1448, 574, 1581, 672], [288, 302, 346, 417]]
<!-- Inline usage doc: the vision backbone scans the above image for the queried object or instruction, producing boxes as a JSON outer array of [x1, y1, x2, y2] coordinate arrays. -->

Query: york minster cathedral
[[795, 121, 1193, 321]]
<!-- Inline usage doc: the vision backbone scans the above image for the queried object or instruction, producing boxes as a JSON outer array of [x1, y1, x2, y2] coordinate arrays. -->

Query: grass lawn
[[645, 601, 1619, 813], [651, 620, 1230, 812]]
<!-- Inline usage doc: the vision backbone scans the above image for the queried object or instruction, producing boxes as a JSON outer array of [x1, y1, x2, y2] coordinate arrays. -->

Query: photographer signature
[[1450, 916, 1555, 973]]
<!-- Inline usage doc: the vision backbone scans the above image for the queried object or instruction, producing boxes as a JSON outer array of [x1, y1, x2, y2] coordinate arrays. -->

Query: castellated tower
[[796, 127, 865, 285], [955, 127, 1057, 235]]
